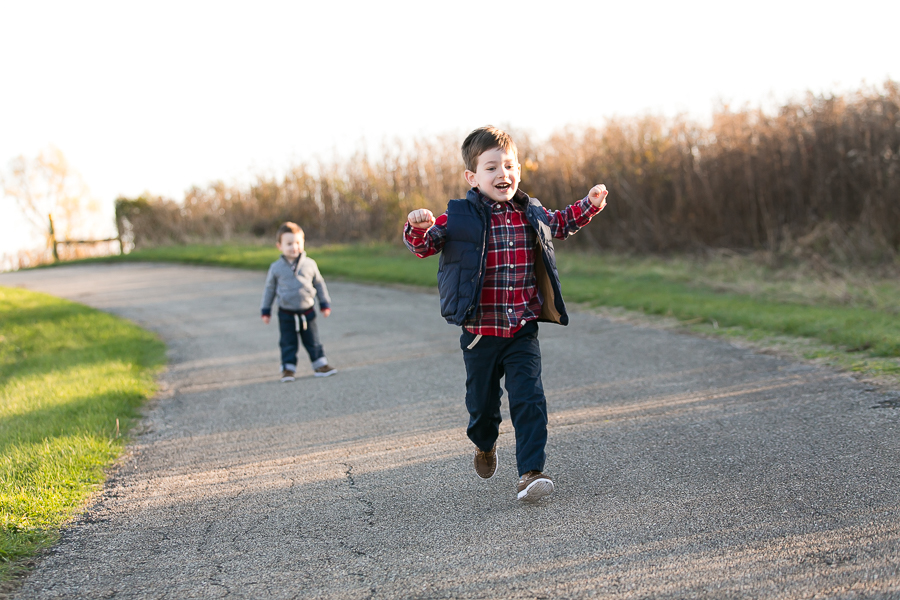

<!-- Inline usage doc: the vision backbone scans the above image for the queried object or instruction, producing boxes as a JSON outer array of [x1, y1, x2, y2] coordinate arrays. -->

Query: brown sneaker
[[517, 470, 554, 501], [474, 444, 498, 479], [280, 369, 295, 382], [314, 364, 337, 377]]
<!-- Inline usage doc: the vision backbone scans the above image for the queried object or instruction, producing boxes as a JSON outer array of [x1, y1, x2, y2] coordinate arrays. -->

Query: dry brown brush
[[117, 81, 899, 263]]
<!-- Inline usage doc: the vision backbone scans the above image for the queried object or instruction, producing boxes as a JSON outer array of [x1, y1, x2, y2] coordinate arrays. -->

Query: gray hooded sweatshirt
[[260, 253, 331, 316]]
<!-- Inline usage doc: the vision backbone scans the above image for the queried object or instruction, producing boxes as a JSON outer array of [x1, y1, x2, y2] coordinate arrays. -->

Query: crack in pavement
[[341, 463, 378, 598], [342, 463, 376, 527]]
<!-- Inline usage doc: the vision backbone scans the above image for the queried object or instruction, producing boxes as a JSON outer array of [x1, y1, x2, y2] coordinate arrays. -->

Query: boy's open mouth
[[496, 183, 511, 190]]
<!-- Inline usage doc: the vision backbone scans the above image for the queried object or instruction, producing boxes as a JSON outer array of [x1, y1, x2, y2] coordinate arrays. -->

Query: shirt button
[[507, 219, 511, 224], [508, 286, 513, 291], [508, 242, 513, 247], [507, 308, 513, 313]]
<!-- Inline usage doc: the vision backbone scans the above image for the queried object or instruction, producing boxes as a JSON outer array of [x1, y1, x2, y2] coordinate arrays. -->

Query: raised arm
[[546, 184, 608, 239]]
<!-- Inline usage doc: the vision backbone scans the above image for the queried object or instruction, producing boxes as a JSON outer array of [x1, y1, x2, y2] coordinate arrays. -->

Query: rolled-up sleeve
[[403, 213, 449, 257]]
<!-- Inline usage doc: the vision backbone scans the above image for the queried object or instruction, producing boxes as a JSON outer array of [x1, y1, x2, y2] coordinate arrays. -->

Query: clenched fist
[[588, 184, 608, 210], [407, 208, 436, 230]]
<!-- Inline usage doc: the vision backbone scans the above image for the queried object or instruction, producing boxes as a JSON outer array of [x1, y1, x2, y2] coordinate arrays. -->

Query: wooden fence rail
[[48, 214, 123, 262]]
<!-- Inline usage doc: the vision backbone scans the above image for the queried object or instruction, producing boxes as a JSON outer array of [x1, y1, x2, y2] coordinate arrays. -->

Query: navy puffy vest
[[437, 189, 569, 327]]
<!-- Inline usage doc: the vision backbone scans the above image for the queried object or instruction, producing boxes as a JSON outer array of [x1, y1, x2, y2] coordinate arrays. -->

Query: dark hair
[[461, 126, 518, 172], [276, 221, 304, 243]]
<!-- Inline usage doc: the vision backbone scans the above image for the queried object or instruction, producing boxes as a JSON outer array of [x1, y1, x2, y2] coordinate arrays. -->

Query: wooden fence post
[[48, 214, 59, 262], [114, 212, 124, 255]]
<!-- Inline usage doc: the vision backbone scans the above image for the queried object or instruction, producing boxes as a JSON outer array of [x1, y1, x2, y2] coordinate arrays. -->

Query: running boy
[[261, 222, 337, 381], [403, 126, 608, 501]]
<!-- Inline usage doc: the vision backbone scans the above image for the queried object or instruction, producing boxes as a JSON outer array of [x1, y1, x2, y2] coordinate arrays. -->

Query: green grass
[[72, 241, 900, 374], [557, 261, 900, 357], [0, 287, 165, 580], [78, 242, 439, 285]]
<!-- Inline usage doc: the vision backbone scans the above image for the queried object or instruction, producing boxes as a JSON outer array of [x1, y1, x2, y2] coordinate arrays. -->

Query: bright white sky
[[1, 0, 897, 257]]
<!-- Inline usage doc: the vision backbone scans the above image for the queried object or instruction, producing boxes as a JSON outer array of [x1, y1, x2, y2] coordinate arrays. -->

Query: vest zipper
[[467, 202, 491, 317]]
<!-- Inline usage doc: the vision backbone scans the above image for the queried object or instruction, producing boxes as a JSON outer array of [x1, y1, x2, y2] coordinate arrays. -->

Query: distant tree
[[1, 147, 101, 253]]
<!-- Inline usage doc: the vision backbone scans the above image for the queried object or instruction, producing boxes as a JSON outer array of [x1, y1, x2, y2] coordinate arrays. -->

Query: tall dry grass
[[117, 81, 900, 264]]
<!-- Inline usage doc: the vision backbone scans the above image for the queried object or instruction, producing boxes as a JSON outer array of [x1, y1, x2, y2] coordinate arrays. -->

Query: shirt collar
[[282, 252, 306, 269], [470, 187, 528, 211]]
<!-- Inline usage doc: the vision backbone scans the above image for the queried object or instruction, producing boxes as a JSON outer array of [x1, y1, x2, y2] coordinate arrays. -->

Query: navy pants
[[460, 321, 547, 477], [278, 308, 325, 369]]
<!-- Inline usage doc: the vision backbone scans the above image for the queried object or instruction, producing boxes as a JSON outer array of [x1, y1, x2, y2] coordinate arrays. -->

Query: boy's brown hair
[[276, 222, 304, 244], [461, 126, 518, 172]]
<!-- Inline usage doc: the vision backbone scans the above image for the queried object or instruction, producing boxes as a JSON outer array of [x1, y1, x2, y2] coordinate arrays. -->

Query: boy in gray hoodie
[[261, 222, 337, 381]]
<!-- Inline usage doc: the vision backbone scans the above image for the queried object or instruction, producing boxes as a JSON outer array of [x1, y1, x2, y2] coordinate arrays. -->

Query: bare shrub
[[122, 81, 899, 264]]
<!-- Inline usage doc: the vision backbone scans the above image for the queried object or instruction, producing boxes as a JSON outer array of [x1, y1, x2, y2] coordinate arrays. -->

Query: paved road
[[2, 263, 899, 599]]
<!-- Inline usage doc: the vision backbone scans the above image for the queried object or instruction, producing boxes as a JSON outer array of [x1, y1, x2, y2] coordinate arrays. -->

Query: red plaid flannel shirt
[[404, 190, 602, 337]]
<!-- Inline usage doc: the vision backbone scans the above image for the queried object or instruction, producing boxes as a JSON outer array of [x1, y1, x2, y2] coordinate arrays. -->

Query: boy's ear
[[464, 170, 478, 188]]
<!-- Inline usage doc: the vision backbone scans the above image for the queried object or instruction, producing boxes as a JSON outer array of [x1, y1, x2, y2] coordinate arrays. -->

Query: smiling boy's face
[[464, 147, 520, 203], [277, 232, 304, 259]]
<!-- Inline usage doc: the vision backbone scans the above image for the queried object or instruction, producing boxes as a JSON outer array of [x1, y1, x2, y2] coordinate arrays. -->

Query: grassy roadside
[[74, 242, 440, 287], [0, 287, 165, 583], [73, 242, 900, 382]]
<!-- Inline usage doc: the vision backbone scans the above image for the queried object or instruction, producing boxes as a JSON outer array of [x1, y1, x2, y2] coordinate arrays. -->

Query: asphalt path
[[2, 263, 898, 599]]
